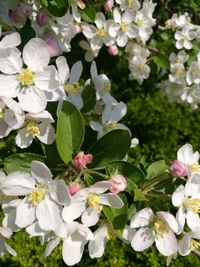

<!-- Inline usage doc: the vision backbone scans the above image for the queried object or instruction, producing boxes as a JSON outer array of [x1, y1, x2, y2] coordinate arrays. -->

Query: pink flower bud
[[10, 9, 25, 23], [109, 175, 127, 194], [104, 0, 114, 11], [43, 34, 62, 57], [36, 12, 49, 27], [73, 152, 93, 169], [69, 182, 80, 195], [18, 3, 32, 17], [75, 24, 82, 34], [108, 45, 118, 56], [171, 160, 189, 177]]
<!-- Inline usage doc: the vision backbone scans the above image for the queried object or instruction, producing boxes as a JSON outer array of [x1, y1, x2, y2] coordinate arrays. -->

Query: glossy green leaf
[[81, 84, 96, 113], [134, 189, 149, 202], [146, 160, 169, 180], [87, 130, 131, 168], [56, 101, 85, 163], [79, 6, 96, 22]]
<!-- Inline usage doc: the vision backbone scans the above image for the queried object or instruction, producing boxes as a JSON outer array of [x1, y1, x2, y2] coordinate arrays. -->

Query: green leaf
[[79, 6, 96, 22], [87, 130, 131, 168], [56, 101, 85, 163], [3, 153, 45, 174], [152, 54, 170, 70], [45, 0, 69, 17], [103, 193, 128, 231], [146, 160, 169, 180], [81, 84, 96, 113], [134, 188, 149, 202]]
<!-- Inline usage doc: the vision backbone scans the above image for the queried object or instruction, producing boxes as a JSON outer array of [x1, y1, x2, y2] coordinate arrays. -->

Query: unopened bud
[[69, 182, 80, 195], [171, 160, 189, 177], [36, 12, 49, 27], [43, 34, 62, 57], [73, 151, 93, 169], [104, 0, 114, 11], [109, 175, 127, 194], [108, 45, 118, 56]]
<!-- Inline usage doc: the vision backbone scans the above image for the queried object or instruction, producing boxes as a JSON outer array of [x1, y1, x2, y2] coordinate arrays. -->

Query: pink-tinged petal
[[176, 207, 186, 234], [130, 208, 153, 228], [18, 86, 47, 113], [88, 225, 107, 258], [49, 180, 71, 206], [37, 124, 55, 145], [0, 32, 21, 49], [155, 231, 178, 256], [62, 234, 85, 266], [0, 48, 22, 74], [157, 211, 179, 233], [186, 210, 200, 231], [172, 185, 185, 207], [90, 181, 111, 194], [44, 238, 60, 257], [100, 193, 124, 208], [23, 38, 50, 71], [62, 202, 86, 222], [15, 128, 33, 149], [0, 75, 19, 97], [15, 198, 36, 228], [69, 61, 83, 84], [56, 56, 70, 83], [178, 233, 191, 256], [81, 207, 100, 227], [31, 161, 52, 184], [2, 172, 35, 196], [131, 227, 154, 251], [36, 197, 62, 231]]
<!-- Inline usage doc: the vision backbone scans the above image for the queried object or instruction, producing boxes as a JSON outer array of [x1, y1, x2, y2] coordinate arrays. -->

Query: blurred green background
[[1, 0, 200, 266]]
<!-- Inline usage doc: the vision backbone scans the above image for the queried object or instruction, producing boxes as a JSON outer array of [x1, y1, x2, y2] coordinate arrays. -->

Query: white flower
[[0, 226, 16, 257], [172, 177, 200, 232], [169, 50, 188, 66], [130, 208, 179, 256], [178, 230, 200, 256], [79, 40, 99, 62], [90, 101, 129, 138], [108, 8, 138, 47], [15, 110, 55, 148], [129, 56, 150, 84], [0, 38, 60, 113], [186, 61, 200, 85], [2, 161, 71, 231], [134, 10, 153, 43], [169, 63, 186, 84], [44, 221, 93, 266], [115, 0, 141, 11], [62, 181, 123, 227], [175, 28, 196, 50]]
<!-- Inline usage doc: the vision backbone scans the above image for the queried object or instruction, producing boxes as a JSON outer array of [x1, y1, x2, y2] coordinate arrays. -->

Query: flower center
[[152, 216, 169, 238], [64, 83, 81, 94], [135, 19, 144, 27], [120, 22, 129, 32], [26, 120, 40, 138], [106, 224, 116, 240], [104, 122, 117, 133], [18, 68, 35, 87], [103, 82, 111, 92], [189, 239, 200, 251], [87, 193, 102, 212], [183, 197, 200, 214], [96, 28, 105, 37], [28, 190, 44, 205], [126, 0, 134, 8], [189, 163, 200, 173]]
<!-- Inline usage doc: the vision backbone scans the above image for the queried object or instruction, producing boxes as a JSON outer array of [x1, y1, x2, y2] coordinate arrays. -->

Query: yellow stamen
[[26, 120, 40, 138], [189, 163, 200, 173], [64, 83, 81, 94], [135, 19, 143, 27], [96, 28, 105, 38], [189, 239, 200, 251], [152, 216, 169, 238], [103, 82, 111, 92], [87, 193, 102, 212], [28, 190, 43, 205], [183, 197, 200, 214], [126, 0, 134, 8], [120, 22, 129, 32], [106, 224, 116, 240], [104, 122, 117, 133], [18, 68, 35, 87]]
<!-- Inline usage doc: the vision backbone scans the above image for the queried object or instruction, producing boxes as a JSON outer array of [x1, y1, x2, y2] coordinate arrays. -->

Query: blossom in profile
[[73, 151, 93, 169], [109, 174, 127, 194]]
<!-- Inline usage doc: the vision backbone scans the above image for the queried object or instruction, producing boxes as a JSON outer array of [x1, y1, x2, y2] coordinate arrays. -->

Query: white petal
[[81, 207, 100, 227], [100, 193, 124, 208], [178, 233, 191, 256], [31, 161, 52, 184], [172, 185, 185, 207], [36, 197, 62, 231], [69, 61, 83, 84], [90, 181, 111, 194], [56, 56, 70, 83], [155, 231, 178, 256], [157, 212, 179, 233], [131, 227, 154, 251], [23, 38, 50, 71], [2, 172, 35, 196], [88, 225, 107, 258], [130, 208, 153, 228], [186, 210, 200, 231], [0, 75, 19, 97], [68, 94, 83, 110], [16, 128, 33, 149], [18, 86, 47, 113], [26, 221, 49, 238], [62, 202, 86, 222], [176, 207, 186, 234], [185, 173, 200, 196], [0, 48, 22, 74], [15, 198, 36, 228], [35, 66, 60, 91], [49, 180, 71, 206], [44, 238, 60, 257], [37, 124, 55, 145], [0, 32, 21, 48], [177, 144, 199, 164]]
